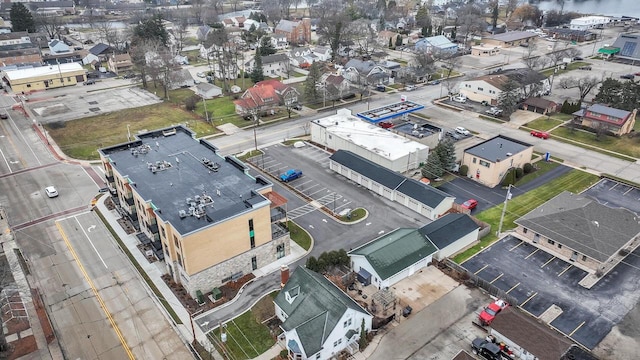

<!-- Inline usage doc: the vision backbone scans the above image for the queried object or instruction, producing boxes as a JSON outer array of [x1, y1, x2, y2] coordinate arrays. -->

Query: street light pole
[[497, 184, 513, 236]]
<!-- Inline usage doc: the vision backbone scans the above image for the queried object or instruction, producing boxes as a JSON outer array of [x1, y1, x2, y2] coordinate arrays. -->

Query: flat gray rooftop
[[464, 135, 531, 162], [101, 126, 271, 236]]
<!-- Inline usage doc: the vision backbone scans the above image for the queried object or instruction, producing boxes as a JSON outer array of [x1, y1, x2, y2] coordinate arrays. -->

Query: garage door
[[408, 199, 420, 212], [350, 172, 360, 183], [371, 183, 381, 194], [341, 167, 350, 177], [396, 193, 406, 205], [383, 188, 393, 199]]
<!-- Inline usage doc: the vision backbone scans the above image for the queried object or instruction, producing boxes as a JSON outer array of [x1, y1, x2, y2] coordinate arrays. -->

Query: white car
[[452, 95, 467, 103], [45, 186, 58, 198], [455, 127, 470, 136], [196, 72, 206, 78], [405, 84, 416, 91]]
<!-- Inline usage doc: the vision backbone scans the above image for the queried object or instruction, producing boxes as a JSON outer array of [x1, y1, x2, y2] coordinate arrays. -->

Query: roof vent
[[506, 152, 513, 156]]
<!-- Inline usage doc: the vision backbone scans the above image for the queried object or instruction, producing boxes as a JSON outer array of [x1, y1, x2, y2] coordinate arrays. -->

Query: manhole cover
[[88, 101, 98, 105], [89, 107, 100, 112]]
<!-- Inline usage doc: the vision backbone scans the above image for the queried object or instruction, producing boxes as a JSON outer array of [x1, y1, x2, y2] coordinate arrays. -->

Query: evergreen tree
[[250, 51, 264, 83], [389, 37, 393, 49], [497, 79, 521, 118], [415, 5, 431, 28], [435, 139, 457, 171], [304, 62, 321, 103], [10, 3, 35, 33], [259, 36, 277, 56], [427, 25, 433, 37], [359, 319, 369, 350], [133, 14, 169, 46], [396, 35, 403, 47], [421, 152, 444, 179]]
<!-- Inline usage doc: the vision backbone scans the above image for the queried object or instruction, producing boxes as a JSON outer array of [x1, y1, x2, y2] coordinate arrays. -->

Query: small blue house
[[48, 39, 71, 54], [414, 35, 457, 55]]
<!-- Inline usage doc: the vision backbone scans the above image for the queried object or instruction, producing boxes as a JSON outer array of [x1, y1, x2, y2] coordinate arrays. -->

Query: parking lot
[[583, 178, 640, 215], [461, 235, 640, 349]]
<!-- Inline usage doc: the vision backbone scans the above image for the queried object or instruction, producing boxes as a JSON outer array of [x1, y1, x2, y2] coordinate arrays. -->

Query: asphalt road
[[0, 97, 192, 359]]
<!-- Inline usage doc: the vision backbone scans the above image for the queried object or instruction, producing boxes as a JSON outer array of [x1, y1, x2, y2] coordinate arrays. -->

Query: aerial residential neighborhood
[[0, 1, 640, 360]]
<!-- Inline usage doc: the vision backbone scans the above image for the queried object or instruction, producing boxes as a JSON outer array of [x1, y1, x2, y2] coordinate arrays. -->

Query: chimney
[[280, 265, 290, 288]]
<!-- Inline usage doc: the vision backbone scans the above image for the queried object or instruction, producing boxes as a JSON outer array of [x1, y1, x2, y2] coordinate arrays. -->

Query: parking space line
[[490, 273, 503, 284], [509, 241, 524, 251], [569, 321, 585, 336], [609, 183, 618, 191], [558, 265, 572, 277], [506, 282, 520, 294], [525, 248, 539, 259], [296, 179, 314, 187], [541, 256, 556, 268], [474, 264, 488, 275], [308, 188, 327, 197], [304, 184, 320, 191], [624, 187, 633, 195], [520, 292, 537, 306]]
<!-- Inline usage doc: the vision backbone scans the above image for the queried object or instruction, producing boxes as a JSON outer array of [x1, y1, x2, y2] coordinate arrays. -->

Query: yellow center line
[[520, 292, 537, 306], [569, 321, 586, 336], [506, 282, 520, 294], [509, 241, 524, 251], [55, 221, 135, 360], [474, 264, 488, 275], [558, 265, 573, 277], [541, 256, 556, 268], [490, 273, 503, 284], [525, 248, 539, 259]]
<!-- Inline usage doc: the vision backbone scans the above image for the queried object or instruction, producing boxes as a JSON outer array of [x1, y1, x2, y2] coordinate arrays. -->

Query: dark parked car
[[292, 103, 302, 110], [375, 85, 386, 92], [83, 79, 96, 85], [123, 73, 137, 79], [578, 66, 592, 70], [573, 56, 584, 61], [0, 113, 7, 119], [445, 130, 462, 140], [620, 74, 635, 80]]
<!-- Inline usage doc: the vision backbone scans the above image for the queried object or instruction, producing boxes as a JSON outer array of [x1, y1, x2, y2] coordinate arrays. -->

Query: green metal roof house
[[348, 228, 438, 289], [349, 214, 480, 288], [274, 267, 372, 360]]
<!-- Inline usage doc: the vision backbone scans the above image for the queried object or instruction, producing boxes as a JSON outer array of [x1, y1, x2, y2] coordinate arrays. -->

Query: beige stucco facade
[[3, 63, 86, 93], [462, 139, 534, 188], [513, 226, 602, 273]]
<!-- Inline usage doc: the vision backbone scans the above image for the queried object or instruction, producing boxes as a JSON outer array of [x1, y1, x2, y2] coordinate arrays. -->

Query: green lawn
[[46, 103, 209, 160], [196, 96, 244, 127], [290, 71, 306, 78], [210, 310, 275, 360], [525, 116, 565, 131], [338, 208, 367, 222], [288, 220, 311, 250], [552, 126, 639, 160], [453, 169, 599, 263], [514, 161, 560, 187]]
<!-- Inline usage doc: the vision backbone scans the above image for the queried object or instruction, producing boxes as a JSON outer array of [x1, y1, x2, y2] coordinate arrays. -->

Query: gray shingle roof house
[[418, 213, 480, 259], [514, 191, 640, 273], [349, 228, 438, 287], [572, 104, 637, 136], [274, 267, 372, 360], [329, 150, 455, 219]]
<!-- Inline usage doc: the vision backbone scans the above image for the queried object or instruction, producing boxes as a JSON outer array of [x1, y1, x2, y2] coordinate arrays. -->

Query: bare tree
[[35, 14, 62, 40], [96, 21, 126, 51], [316, 0, 350, 62], [558, 76, 600, 102], [349, 19, 378, 59], [505, 0, 519, 19], [173, 12, 190, 54], [522, 43, 547, 70], [456, 3, 485, 44]]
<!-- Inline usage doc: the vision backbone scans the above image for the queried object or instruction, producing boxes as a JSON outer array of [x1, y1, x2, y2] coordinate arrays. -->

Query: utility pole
[[201, 95, 210, 123], [497, 184, 513, 236], [252, 110, 259, 151]]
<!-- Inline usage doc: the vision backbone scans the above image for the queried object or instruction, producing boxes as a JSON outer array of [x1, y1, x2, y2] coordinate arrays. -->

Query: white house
[[349, 228, 438, 289], [245, 53, 290, 77], [274, 267, 372, 360], [81, 52, 99, 66], [195, 82, 222, 99], [458, 68, 549, 105], [270, 34, 289, 50], [313, 46, 332, 61], [343, 59, 389, 85]]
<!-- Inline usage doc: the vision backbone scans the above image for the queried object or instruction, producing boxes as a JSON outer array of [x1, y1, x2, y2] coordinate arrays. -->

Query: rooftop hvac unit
[[194, 195, 201, 202], [186, 197, 193, 204], [189, 207, 195, 215], [179, 210, 187, 218]]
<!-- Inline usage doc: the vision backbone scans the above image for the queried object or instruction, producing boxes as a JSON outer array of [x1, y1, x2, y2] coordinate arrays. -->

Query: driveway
[[438, 164, 572, 212], [461, 235, 640, 349]]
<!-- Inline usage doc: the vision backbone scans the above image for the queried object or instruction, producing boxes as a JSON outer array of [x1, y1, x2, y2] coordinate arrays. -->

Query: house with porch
[[342, 59, 389, 86], [234, 79, 299, 116], [274, 267, 372, 360]]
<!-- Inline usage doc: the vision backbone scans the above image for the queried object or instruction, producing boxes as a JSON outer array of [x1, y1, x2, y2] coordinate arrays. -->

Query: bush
[[459, 164, 468, 177], [515, 167, 524, 179], [523, 163, 533, 174], [184, 96, 197, 111], [502, 168, 516, 186]]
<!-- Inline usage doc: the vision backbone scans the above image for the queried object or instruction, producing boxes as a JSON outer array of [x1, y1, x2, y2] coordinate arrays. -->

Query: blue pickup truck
[[280, 169, 302, 182]]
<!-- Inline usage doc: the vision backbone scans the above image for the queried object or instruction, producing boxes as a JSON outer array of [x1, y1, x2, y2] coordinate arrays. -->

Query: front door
[[251, 256, 257, 270], [570, 251, 578, 262]]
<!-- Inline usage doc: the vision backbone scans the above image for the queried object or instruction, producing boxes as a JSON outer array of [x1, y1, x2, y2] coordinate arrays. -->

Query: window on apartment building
[[316, 354, 321, 359], [277, 244, 285, 259], [177, 253, 183, 267], [479, 160, 490, 168], [557, 243, 562, 249], [473, 158, 477, 164], [251, 256, 257, 270], [249, 219, 254, 231], [250, 236, 255, 248], [489, 90, 495, 94], [477, 87, 484, 91], [548, 239, 555, 245], [523, 228, 528, 234], [582, 255, 587, 261], [174, 235, 180, 249], [160, 227, 166, 239]]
